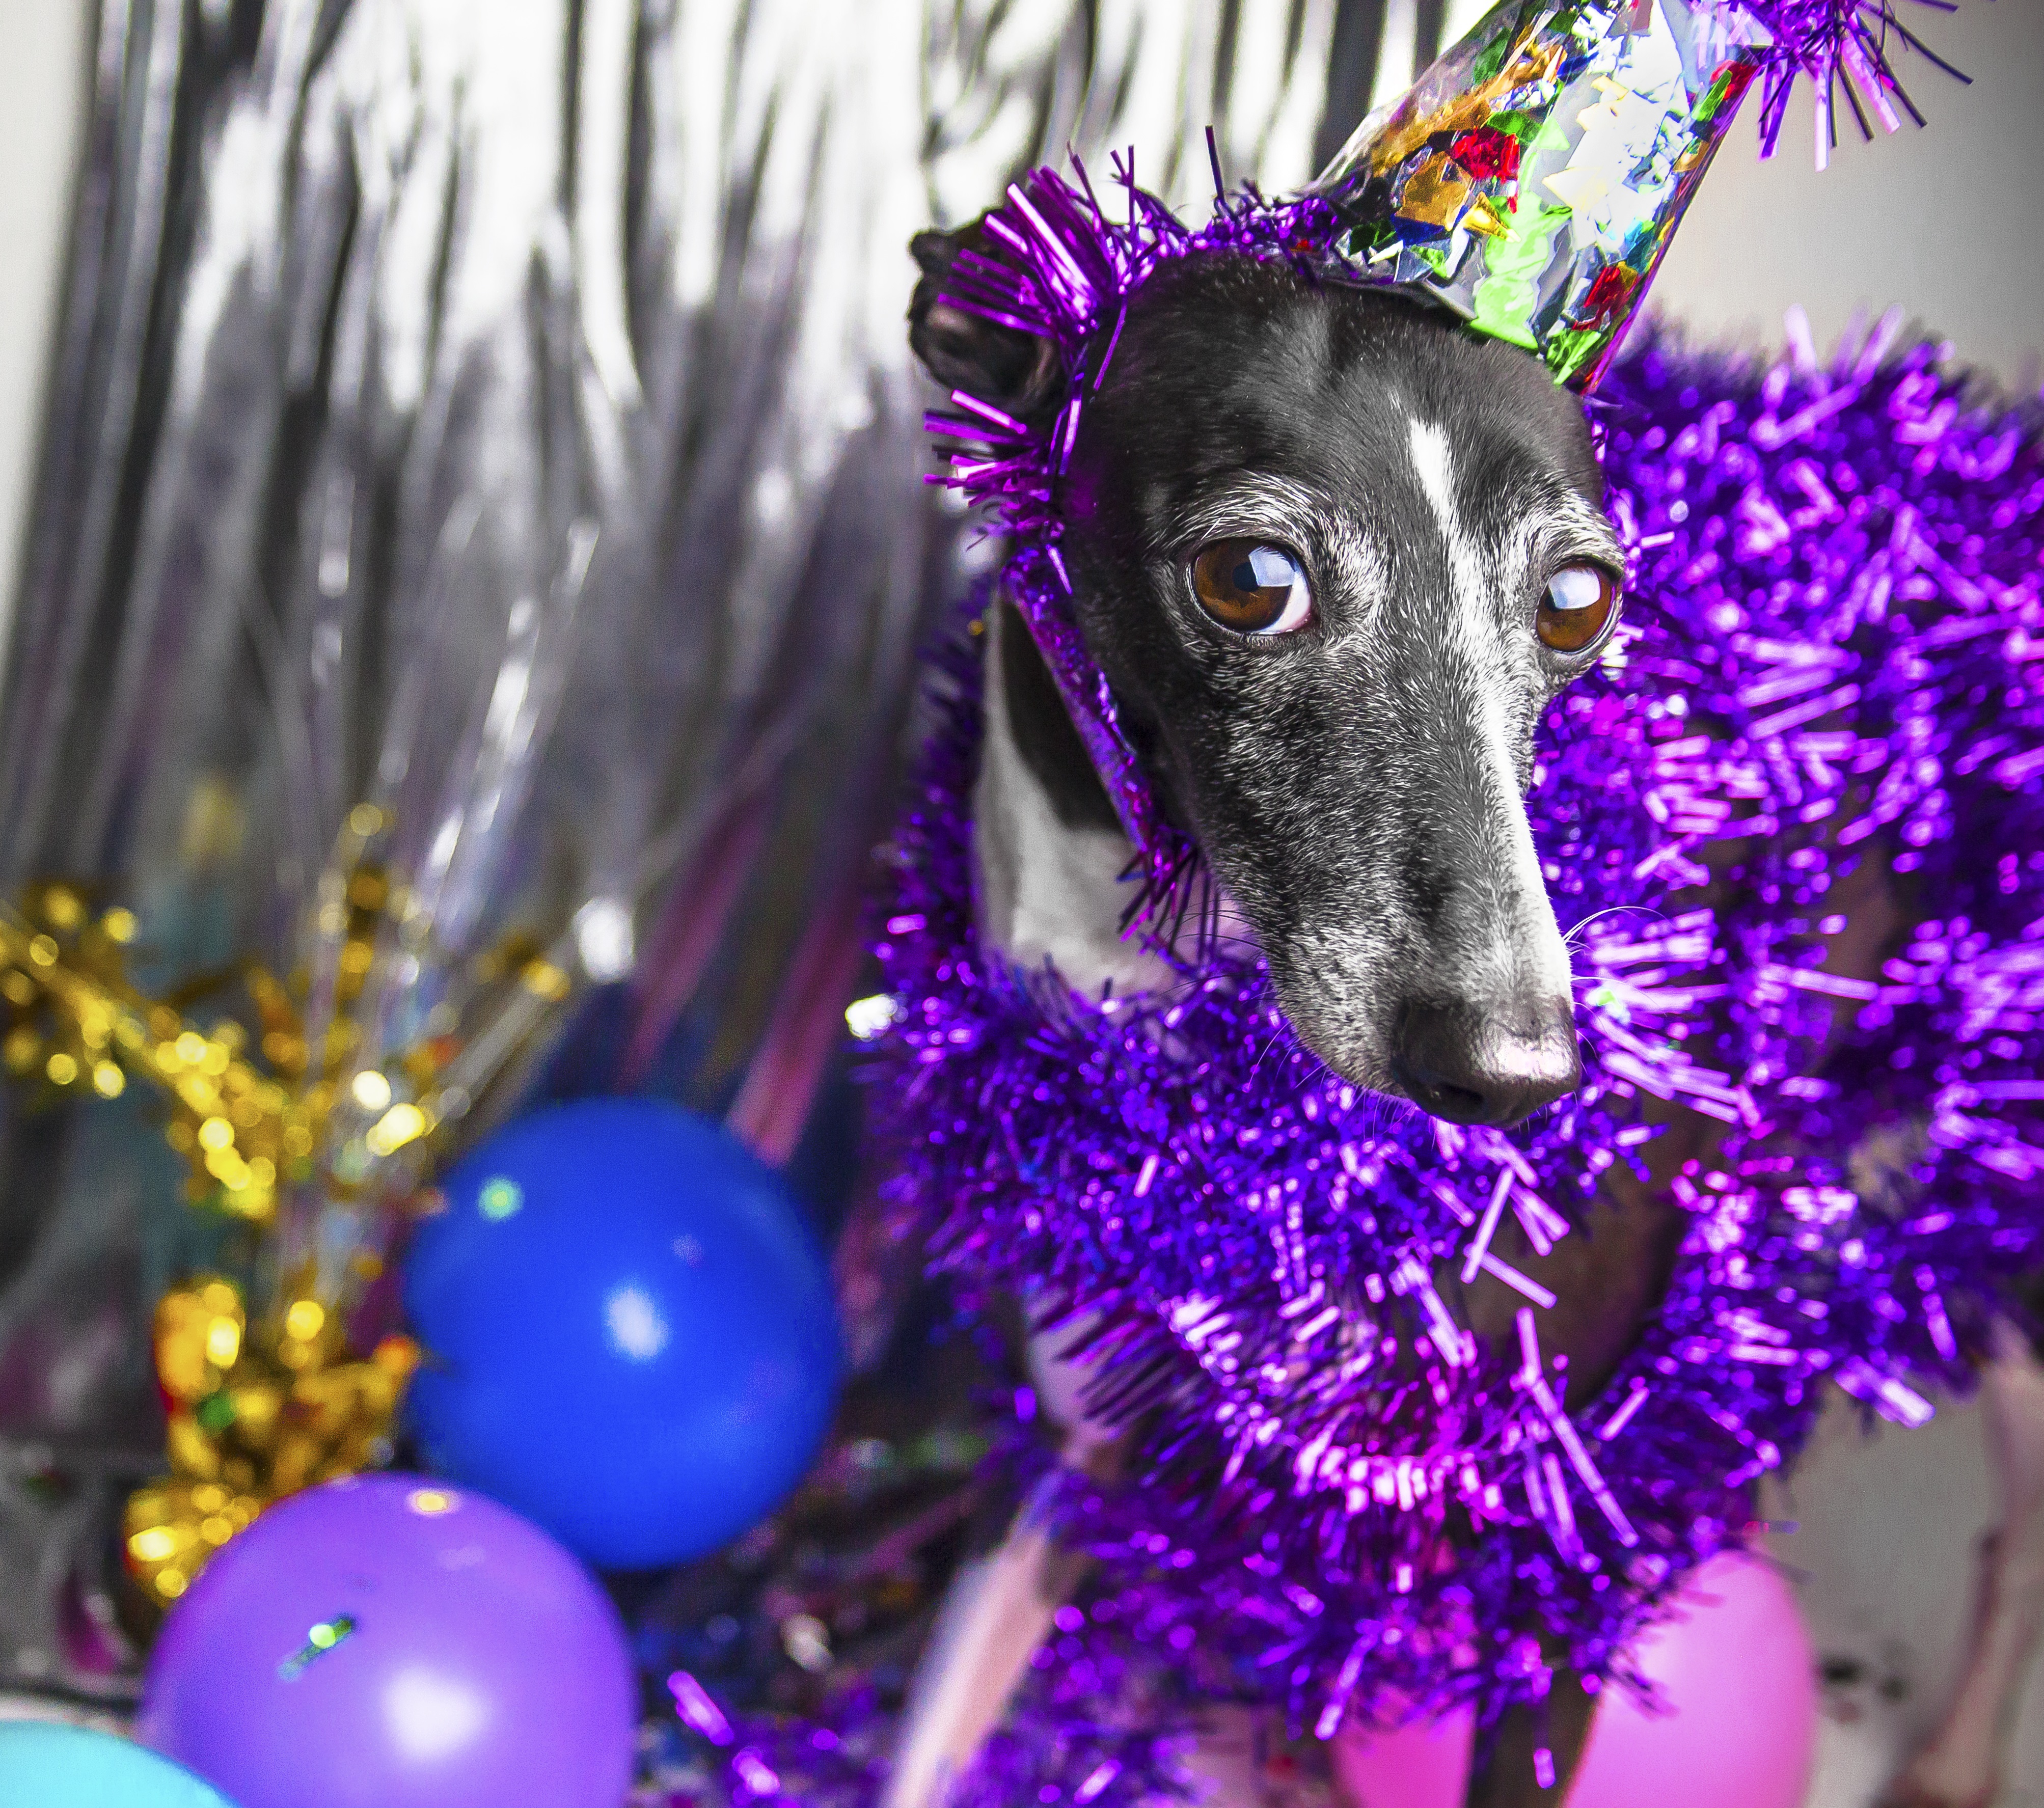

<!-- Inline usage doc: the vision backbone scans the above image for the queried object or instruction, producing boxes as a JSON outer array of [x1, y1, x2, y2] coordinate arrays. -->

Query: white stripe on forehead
[[1408, 418, 1459, 538], [1406, 416, 1574, 1002], [1408, 417, 1484, 662]]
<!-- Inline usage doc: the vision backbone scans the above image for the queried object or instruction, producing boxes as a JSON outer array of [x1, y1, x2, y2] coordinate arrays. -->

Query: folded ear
[[908, 221, 1067, 426]]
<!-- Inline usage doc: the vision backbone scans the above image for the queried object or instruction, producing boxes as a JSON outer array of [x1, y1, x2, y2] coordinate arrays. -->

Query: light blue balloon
[[0, 1720, 238, 1807]]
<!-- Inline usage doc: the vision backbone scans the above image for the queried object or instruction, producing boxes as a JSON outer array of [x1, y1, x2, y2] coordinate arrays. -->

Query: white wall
[[0, 2, 90, 614]]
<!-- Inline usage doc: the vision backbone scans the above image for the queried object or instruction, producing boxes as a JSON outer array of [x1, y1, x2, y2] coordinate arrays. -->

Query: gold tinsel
[[0, 811, 580, 1607], [0, 835, 574, 1223], [0, 883, 308, 1222], [122, 1273, 419, 1608]]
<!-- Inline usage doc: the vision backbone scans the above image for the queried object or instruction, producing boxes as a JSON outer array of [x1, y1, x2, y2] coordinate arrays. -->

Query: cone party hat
[[1311, 0, 1951, 390]]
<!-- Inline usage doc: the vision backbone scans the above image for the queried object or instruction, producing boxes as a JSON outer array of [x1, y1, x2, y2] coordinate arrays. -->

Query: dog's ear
[[909, 221, 1067, 426]]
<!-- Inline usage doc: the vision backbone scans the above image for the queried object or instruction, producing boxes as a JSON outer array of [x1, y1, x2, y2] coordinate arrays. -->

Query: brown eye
[[1537, 564, 1618, 654], [1190, 540, 1314, 636]]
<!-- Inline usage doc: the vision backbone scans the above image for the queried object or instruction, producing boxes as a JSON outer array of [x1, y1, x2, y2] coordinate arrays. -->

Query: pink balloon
[[1334, 1556, 1817, 1808], [1571, 1555, 1817, 1808], [1334, 1704, 1472, 1806]]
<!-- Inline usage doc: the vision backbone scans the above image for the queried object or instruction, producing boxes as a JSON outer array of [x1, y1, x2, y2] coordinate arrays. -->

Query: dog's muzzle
[[1389, 998, 1582, 1127]]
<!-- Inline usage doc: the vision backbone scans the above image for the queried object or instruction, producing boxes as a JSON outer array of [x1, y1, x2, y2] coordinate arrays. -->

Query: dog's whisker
[[1561, 901, 1665, 950]]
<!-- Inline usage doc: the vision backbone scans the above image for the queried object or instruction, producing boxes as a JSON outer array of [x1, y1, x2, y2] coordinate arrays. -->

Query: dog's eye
[[1537, 564, 1618, 654], [1190, 541, 1313, 637]]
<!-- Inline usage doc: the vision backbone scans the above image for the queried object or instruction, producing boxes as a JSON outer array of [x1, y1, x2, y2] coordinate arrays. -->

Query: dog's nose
[[1391, 1002, 1582, 1127]]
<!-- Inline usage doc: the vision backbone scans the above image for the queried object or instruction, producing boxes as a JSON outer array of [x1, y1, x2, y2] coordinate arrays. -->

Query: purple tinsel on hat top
[[874, 320, 2044, 1741]]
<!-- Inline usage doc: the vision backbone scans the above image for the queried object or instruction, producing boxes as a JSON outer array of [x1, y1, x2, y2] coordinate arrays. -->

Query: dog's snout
[[1390, 1001, 1582, 1127]]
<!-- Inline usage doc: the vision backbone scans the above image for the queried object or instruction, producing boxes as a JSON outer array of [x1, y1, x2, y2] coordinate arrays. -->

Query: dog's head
[[913, 234, 1623, 1126]]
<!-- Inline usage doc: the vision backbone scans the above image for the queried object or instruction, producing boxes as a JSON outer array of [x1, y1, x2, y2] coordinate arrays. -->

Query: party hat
[[1312, 0, 1955, 389]]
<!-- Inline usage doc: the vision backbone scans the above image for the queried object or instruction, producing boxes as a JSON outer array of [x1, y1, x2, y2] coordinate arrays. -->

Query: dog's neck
[[971, 599, 1177, 999]]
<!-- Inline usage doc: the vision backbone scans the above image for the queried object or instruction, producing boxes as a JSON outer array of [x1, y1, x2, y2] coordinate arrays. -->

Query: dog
[[896, 223, 1676, 1808], [886, 223, 2043, 1808]]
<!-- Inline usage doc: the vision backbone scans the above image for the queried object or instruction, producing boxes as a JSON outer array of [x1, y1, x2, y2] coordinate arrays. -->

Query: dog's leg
[[1461, 1672, 1598, 1808], [1446, 1110, 1712, 1808], [884, 1320, 1120, 1808], [882, 1475, 1093, 1808], [1888, 1320, 2044, 1808], [884, 596, 1176, 1806]]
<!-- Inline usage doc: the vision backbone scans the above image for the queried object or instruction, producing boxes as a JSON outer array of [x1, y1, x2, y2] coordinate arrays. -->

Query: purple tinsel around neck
[[869, 326, 2044, 1746]]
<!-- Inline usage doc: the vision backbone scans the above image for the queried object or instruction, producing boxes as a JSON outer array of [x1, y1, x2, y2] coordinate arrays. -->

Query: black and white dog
[[887, 226, 2044, 1808]]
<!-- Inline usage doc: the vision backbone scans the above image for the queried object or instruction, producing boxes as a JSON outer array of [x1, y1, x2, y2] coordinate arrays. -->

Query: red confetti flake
[[1572, 263, 1639, 327], [1448, 127, 1520, 183], [1702, 57, 1758, 125]]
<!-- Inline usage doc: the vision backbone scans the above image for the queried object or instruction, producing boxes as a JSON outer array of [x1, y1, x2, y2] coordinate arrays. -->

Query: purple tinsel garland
[[870, 325, 2044, 1742]]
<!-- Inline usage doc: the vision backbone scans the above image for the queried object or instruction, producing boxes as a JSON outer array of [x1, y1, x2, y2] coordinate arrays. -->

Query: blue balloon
[[405, 1099, 841, 1569], [0, 1721, 237, 1807]]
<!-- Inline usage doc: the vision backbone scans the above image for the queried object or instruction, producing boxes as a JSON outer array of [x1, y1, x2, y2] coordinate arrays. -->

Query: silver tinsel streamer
[[0, 0, 1419, 1706]]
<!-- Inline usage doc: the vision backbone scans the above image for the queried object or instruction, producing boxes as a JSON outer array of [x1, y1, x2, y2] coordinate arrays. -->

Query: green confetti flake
[[1470, 202, 1569, 353]]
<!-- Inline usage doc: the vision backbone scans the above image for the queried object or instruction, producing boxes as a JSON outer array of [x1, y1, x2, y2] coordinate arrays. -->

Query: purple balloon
[[140, 1475, 637, 1808]]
